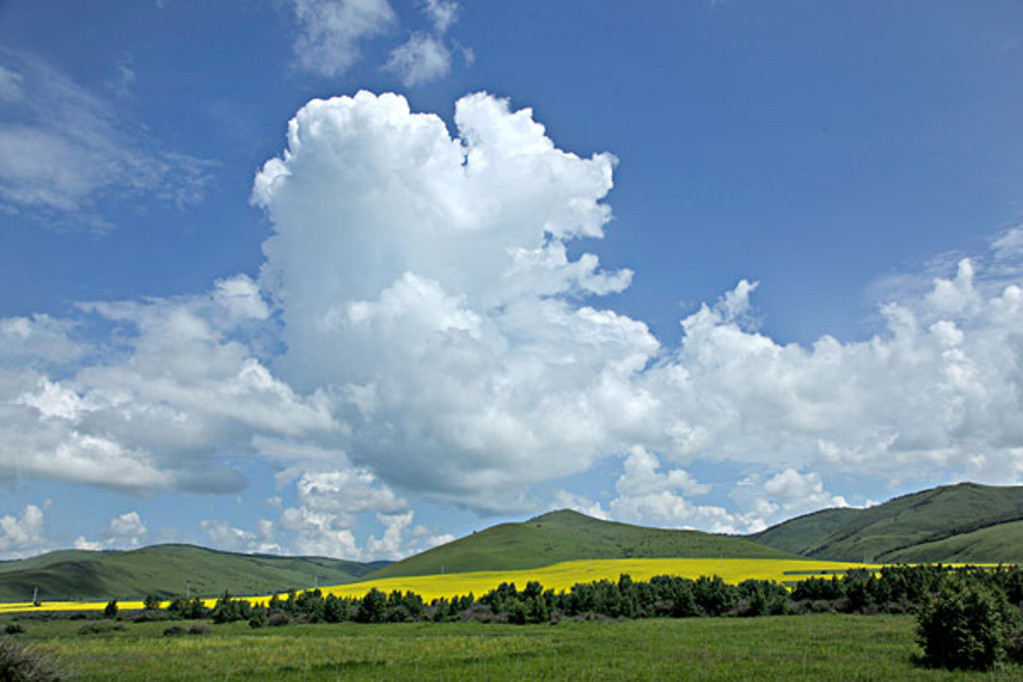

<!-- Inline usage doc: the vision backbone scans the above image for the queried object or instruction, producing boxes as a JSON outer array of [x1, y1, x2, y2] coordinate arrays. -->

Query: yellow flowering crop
[[317, 558, 883, 601], [1, 558, 997, 613]]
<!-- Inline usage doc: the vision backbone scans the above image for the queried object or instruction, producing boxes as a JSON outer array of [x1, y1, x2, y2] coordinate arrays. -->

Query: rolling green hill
[[0, 544, 388, 603], [881, 519, 1023, 564], [366, 509, 803, 579], [749, 507, 860, 556], [8, 481, 1020, 604], [750, 482, 1023, 563]]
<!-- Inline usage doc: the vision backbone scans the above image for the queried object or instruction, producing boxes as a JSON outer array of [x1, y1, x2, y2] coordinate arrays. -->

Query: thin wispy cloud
[[290, 0, 397, 78], [0, 49, 214, 230]]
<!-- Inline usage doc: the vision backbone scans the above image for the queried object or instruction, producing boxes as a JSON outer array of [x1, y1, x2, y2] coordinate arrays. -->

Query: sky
[[1, 0, 1023, 562]]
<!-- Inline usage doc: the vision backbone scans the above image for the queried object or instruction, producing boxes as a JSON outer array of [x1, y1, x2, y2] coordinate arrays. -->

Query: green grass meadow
[[7, 614, 1023, 681]]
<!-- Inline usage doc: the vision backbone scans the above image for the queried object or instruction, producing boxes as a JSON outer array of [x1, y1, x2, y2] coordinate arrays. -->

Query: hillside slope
[[749, 508, 860, 556], [750, 482, 1023, 563], [366, 509, 802, 579], [881, 519, 1023, 564], [0, 544, 388, 603]]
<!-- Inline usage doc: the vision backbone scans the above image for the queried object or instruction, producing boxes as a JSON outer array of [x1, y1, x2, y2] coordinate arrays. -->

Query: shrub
[[163, 626, 185, 637], [77, 622, 125, 635], [0, 637, 61, 682], [248, 607, 268, 629], [210, 591, 253, 624], [167, 597, 208, 620], [103, 600, 118, 618], [4, 624, 26, 635], [131, 609, 171, 623], [1006, 627, 1023, 665], [143, 594, 162, 611], [916, 579, 1019, 671], [507, 601, 527, 625], [187, 624, 211, 636], [268, 612, 290, 627]]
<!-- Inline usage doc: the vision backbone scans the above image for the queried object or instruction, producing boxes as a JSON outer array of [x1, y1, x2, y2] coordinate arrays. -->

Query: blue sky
[[1, 1, 1022, 562]]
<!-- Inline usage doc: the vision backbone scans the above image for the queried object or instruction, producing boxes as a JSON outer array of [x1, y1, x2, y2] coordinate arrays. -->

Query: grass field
[[0, 557, 882, 613], [5, 613, 1021, 680]]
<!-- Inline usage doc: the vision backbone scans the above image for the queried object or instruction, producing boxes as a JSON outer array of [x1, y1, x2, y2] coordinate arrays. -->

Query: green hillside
[[749, 507, 860, 556], [0, 544, 387, 603], [750, 482, 1023, 563], [881, 518, 1023, 564], [366, 509, 803, 579]]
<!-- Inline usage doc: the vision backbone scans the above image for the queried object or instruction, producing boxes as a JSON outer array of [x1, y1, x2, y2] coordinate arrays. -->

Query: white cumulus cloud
[[386, 33, 451, 86], [251, 89, 1023, 523], [639, 258, 1023, 491], [275, 463, 453, 559], [731, 469, 848, 525], [200, 518, 279, 554], [75, 510, 151, 550], [0, 504, 46, 559], [0, 276, 339, 494], [607, 446, 759, 533], [104, 511, 148, 547], [254, 91, 650, 511], [0, 314, 83, 367]]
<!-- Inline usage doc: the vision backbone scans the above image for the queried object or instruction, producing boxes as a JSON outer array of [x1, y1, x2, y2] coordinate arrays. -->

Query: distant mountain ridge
[[748, 482, 1023, 563], [364, 508, 800, 580], [0, 544, 388, 603], [4, 481, 1022, 604]]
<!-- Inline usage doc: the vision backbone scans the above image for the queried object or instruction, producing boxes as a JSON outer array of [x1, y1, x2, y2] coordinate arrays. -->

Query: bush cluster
[[916, 578, 1023, 671], [0, 637, 61, 682]]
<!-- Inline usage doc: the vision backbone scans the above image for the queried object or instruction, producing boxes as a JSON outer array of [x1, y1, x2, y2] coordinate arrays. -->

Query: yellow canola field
[[0, 558, 885, 613], [0, 600, 154, 614], [318, 558, 883, 602]]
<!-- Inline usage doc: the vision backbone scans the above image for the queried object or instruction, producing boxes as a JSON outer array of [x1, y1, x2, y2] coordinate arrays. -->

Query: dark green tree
[[324, 594, 350, 623], [355, 588, 387, 624], [916, 578, 1018, 671]]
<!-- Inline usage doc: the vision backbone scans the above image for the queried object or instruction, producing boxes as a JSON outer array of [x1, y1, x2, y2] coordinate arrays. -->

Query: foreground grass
[[7, 614, 1022, 680]]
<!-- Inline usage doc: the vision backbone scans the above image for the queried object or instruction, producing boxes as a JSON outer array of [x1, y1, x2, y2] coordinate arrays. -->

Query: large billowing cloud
[[252, 90, 1023, 525], [253, 91, 652, 511]]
